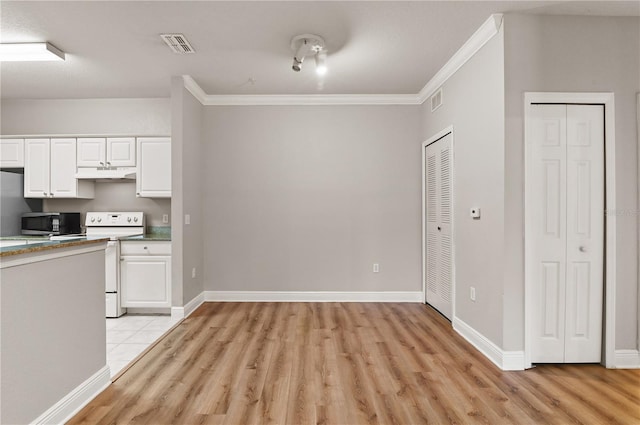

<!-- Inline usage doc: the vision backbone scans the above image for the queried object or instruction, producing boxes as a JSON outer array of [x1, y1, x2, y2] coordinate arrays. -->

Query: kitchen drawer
[[120, 241, 171, 256]]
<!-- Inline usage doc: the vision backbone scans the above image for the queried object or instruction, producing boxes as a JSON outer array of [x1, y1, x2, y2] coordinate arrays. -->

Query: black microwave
[[21, 212, 81, 236]]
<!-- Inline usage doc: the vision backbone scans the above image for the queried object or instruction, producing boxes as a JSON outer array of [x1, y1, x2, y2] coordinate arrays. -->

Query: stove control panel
[[85, 212, 145, 227]]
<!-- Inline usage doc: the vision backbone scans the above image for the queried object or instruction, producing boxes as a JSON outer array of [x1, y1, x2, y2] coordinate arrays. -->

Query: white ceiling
[[1, 1, 638, 99]]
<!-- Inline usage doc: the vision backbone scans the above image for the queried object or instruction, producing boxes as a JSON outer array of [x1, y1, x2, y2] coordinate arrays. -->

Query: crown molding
[[182, 75, 208, 104], [417, 13, 503, 103], [199, 93, 420, 106], [181, 13, 503, 107]]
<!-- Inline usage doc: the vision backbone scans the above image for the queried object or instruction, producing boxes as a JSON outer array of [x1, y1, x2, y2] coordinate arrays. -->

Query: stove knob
[[97, 217, 102, 223], [127, 217, 132, 223], [134, 217, 138, 223], [91, 217, 95, 223]]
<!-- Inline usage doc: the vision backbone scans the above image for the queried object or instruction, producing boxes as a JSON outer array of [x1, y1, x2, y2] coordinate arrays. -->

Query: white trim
[[171, 291, 205, 320], [417, 14, 503, 103], [523, 92, 616, 368], [30, 365, 110, 425], [453, 317, 525, 371], [203, 291, 422, 303], [182, 75, 207, 104], [200, 93, 419, 106], [0, 242, 107, 269], [421, 126, 456, 320], [180, 14, 502, 107], [613, 350, 640, 368]]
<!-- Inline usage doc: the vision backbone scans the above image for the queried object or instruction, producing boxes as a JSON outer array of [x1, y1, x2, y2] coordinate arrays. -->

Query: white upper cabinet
[[24, 138, 94, 199], [136, 137, 171, 198], [0, 139, 25, 168], [107, 137, 136, 166], [77, 137, 135, 167]]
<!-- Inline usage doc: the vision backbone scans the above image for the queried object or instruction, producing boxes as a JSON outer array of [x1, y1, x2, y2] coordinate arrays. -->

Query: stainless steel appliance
[[21, 212, 81, 235], [86, 212, 145, 318]]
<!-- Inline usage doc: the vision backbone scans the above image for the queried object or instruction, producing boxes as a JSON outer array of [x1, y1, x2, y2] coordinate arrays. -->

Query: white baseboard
[[614, 349, 640, 368], [31, 365, 110, 425], [171, 291, 205, 320], [203, 291, 423, 303], [453, 317, 525, 371]]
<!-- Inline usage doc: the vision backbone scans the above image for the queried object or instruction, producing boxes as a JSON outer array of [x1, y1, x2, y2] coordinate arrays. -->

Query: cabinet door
[[137, 137, 171, 198], [24, 139, 50, 198], [77, 138, 106, 167], [0, 139, 24, 167], [121, 256, 171, 308], [107, 137, 136, 166], [50, 138, 78, 197]]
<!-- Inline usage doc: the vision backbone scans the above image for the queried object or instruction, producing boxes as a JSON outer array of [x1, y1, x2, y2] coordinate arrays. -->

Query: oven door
[[105, 240, 119, 293]]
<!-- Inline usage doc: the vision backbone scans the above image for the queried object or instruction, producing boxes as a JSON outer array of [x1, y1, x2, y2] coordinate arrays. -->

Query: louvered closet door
[[425, 133, 453, 320], [529, 104, 604, 363]]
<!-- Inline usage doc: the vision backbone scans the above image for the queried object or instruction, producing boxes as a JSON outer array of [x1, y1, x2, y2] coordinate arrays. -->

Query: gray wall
[[202, 105, 422, 293], [0, 98, 172, 227], [0, 171, 42, 236], [171, 78, 204, 306], [503, 14, 640, 350], [1, 248, 106, 424], [420, 27, 506, 345], [1, 98, 170, 136]]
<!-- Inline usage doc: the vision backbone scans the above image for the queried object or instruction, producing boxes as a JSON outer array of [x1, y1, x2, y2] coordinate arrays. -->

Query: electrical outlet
[[162, 214, 169, 224], [192, 267, 196, 278], [373, 263, 379, 273], [470, 287, 476, 302]]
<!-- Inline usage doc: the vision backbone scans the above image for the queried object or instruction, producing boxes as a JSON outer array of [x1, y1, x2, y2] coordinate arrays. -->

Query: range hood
[[75, 167, 136, 180]]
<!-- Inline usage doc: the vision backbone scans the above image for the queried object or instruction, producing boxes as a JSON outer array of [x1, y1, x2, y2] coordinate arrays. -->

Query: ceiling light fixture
[[290, 34, 327, 74], [0, 42, 65, 62]]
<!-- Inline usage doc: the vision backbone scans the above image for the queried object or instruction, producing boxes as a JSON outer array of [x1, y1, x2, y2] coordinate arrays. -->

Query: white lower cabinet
[[120, 241, 171, 308]]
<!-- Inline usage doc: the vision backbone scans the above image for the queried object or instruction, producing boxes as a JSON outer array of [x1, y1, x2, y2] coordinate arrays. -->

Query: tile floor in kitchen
[[106, 314, 180, 377]]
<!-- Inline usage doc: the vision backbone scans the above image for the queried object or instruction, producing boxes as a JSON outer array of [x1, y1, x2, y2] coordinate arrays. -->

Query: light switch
[[470, 207, 481, 219], [185, 214, 191, 225]]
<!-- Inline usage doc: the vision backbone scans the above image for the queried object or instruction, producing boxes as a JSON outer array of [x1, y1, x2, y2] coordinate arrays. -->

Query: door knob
[[579, 246, 587, 252]]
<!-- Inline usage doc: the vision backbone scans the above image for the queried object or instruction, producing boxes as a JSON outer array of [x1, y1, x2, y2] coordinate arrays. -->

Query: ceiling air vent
[[160, 34, 195, 54], [431, 88, 443, 112]]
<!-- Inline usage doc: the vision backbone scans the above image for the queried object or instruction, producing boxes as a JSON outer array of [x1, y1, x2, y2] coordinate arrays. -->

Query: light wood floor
[[69, 302, 640, 424]]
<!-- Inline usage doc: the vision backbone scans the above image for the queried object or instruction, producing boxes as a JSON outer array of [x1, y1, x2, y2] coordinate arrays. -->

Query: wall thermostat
[[470, 207, 481, 219]]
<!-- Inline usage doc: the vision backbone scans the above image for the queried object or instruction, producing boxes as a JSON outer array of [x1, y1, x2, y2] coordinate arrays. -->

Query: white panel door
[[0, 139, 24, 168], [425, 133, 453, 320], [24, 139, 51, 198], [106, 137, 136, 166], [137, 137, 171, 198], [49, 138, 78, 197], [121, 256, 171, 308], [564, 105, 604, 362], [529, 104, 603, 363], [77, 138, 106, 167]]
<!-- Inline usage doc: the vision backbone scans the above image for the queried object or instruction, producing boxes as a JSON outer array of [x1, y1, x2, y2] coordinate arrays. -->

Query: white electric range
[[86, 212, 145, 317]]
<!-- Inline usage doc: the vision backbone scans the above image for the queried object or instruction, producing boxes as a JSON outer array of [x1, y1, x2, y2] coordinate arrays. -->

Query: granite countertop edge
[[0, 238, 110, 258]]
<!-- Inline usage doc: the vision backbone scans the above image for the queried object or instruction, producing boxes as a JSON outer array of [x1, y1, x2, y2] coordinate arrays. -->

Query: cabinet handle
[[143, 246, 148, 250], [49, 193, 54, 197], [43, 191, 47, 196], [106, 161, 111, 167], [99, 161, 104, 166]]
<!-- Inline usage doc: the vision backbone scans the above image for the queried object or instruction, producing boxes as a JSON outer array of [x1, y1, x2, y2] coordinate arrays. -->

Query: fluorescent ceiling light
[[0, 42, 65, 62]]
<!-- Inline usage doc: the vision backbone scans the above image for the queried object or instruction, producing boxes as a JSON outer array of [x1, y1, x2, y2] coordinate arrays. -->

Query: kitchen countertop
[[121, 226, 171, 241], [120, 234, 171, 242], [0, 237, 110, 258]]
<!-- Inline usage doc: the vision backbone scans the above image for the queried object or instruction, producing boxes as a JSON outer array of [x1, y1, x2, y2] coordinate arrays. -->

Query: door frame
[[422, 125, 456, 320], [524, 92, 616, 368]]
